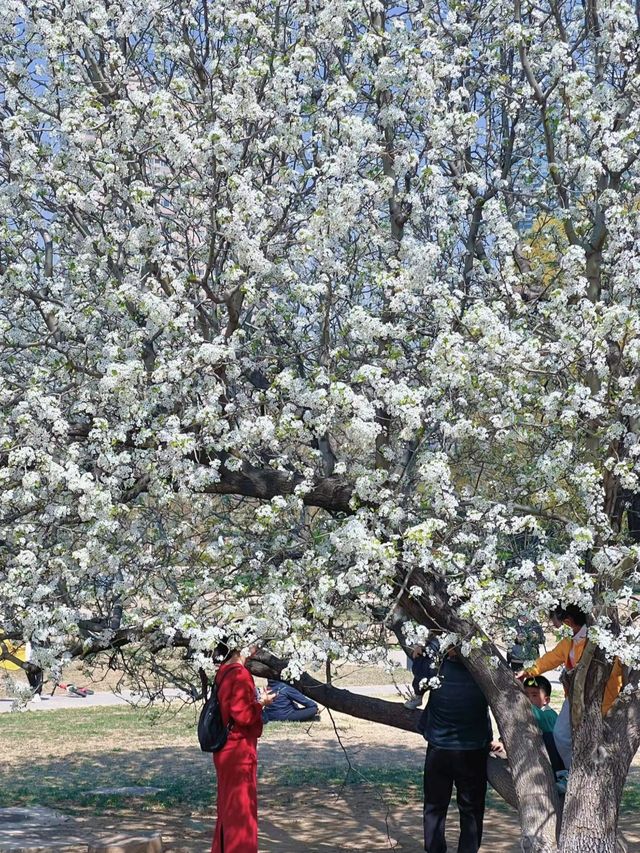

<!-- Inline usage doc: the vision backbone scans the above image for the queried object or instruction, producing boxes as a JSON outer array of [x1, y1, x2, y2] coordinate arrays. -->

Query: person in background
[[0, 635, 43, 699], [523, 675, 557, 733], [505, 616, 544, 672], [548, 606, 565, 630], [517, 605, 622, 770], [494, 675, 566, 791], [417, 638, 498, 853], [210, 640, 275, 853], [404, 644, 430, 710], [26, 665, 43, 698], [262, 679, 319, 722]]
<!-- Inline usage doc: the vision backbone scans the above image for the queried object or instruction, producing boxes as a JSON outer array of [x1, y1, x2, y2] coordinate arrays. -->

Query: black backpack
[[197, 666, 235, 753]]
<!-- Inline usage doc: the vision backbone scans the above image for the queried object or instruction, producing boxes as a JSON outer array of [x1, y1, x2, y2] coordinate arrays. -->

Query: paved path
[[0, 683, 415, 713], [0, 672, 564, 713], [0, 689, 186, 713]]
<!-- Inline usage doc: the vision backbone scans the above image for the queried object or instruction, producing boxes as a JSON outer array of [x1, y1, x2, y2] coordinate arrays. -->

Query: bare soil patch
[[2, 700, 639, 851]]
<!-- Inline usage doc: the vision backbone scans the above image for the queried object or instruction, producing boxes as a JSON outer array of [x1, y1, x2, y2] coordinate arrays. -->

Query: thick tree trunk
[[464, 648, 560, 853], [559, 777, 619, 853], [557, 650, 640, 853], [398, 575, 561, 851], [559, 700, 628, 852], [559, 754, 624, 853]]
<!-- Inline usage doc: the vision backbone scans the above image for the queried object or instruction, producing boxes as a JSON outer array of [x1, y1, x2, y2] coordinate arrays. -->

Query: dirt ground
[[35, 788, 640, 853], [61, 792, 539, 852], [2, 660, 639, 851], [2, 700, 639, 852]]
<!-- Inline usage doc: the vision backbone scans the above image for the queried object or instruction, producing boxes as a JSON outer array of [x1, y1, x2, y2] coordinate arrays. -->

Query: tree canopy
[[2, 2, 640, 847]]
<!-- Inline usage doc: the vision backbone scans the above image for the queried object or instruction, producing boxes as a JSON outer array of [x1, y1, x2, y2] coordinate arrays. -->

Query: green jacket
[[531, 704, 557, 734]]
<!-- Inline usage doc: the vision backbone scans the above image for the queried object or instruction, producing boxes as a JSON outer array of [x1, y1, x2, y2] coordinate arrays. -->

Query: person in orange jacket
[[517, 605, 622, 769]]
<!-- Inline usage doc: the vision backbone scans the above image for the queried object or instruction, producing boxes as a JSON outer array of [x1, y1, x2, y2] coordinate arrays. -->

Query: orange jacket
[[526, 636, 622, 715]]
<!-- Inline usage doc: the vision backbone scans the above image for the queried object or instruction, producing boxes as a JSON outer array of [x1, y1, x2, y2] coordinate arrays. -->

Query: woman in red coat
[[211, 642, 275, 853]]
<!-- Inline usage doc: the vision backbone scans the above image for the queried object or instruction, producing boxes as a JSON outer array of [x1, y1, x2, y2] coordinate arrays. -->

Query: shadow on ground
[[2, 718, 639, 851]]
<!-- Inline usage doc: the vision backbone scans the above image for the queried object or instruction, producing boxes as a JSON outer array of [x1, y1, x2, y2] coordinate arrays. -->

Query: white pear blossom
[[1, 6, 640, 841]]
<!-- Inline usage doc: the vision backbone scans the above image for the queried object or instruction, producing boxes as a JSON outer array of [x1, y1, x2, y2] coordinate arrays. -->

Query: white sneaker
[[404, 695, 423, 710], [30, 694, 42, 703]]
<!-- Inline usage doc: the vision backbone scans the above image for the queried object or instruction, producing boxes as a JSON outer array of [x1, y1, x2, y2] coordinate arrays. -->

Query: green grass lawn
[[1, 707, 639, 818], [0, 703, 197, 742]]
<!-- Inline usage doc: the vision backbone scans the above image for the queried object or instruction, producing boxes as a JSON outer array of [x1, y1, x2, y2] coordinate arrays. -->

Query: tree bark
[[249, 650, 520, 809], [201, 463, 354, 513], [559, 658, 640, 853], [63, 424, 357, 514], [559, 713, 625, 853], [468, 651, 561, 852], [398, 572, 561, 851]]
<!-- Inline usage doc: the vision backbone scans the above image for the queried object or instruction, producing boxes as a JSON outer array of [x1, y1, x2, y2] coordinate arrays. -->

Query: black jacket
[[416, 641, 492, 751]]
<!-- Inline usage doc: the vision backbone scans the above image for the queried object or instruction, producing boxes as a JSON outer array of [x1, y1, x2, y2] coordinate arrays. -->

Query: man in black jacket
[[416, 639, 494, 853]]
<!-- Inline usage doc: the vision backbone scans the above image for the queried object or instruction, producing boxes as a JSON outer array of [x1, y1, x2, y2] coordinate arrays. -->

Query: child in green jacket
[[523, 675, 558, 733]]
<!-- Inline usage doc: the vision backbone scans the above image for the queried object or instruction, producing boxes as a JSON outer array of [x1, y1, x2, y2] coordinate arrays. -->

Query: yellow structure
[[0, 634, 29, 672]]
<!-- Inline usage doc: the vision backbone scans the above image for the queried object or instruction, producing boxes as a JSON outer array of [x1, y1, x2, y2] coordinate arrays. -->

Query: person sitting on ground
[[261, 679, 320, 723], [517, 605, 622, 770]]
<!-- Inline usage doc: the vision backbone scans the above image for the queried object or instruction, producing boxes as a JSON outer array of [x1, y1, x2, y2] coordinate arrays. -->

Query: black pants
[[26, 667, 43, 695], [267, 704, 318, 723], [282, 705, 318, 722], [287, 705, 318, 723], [423, 745, 488, 853], [542, 731, 565, 774]]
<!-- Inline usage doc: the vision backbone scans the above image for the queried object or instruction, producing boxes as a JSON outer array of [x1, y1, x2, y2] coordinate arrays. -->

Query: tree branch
[[247, 649, 519, 809]]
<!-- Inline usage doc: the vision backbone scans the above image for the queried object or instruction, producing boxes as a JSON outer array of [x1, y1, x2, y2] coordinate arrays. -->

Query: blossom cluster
[[1, 0, 640, 693]]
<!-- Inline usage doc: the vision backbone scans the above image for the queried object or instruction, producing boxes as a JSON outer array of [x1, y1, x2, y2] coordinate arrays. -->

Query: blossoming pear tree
[[2, 0, 640, 849]]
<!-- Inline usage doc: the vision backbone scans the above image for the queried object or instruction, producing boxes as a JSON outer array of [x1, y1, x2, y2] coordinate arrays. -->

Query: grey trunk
[[560, 774, 619, 852], [462, 649, 560, 852], [558, 762, 626, 853], [559, 703, 627, 853]]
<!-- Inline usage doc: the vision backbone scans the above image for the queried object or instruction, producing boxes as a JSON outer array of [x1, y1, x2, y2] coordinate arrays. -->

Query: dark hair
[[523, 675, 552, 698], [213, 638, 236, 664], [548, 606, 564, 620], [561, 605, 587, 627]]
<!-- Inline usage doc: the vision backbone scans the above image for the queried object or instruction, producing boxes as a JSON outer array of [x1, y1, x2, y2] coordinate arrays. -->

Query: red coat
[[211, 663, 263, 853]]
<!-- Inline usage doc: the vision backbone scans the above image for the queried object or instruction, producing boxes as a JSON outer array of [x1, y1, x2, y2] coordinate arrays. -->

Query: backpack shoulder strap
[[213, 665, 243, 732]]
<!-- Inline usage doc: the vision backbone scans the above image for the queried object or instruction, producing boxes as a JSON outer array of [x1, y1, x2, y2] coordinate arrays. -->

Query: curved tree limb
[[248, 648, 518, 809]]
